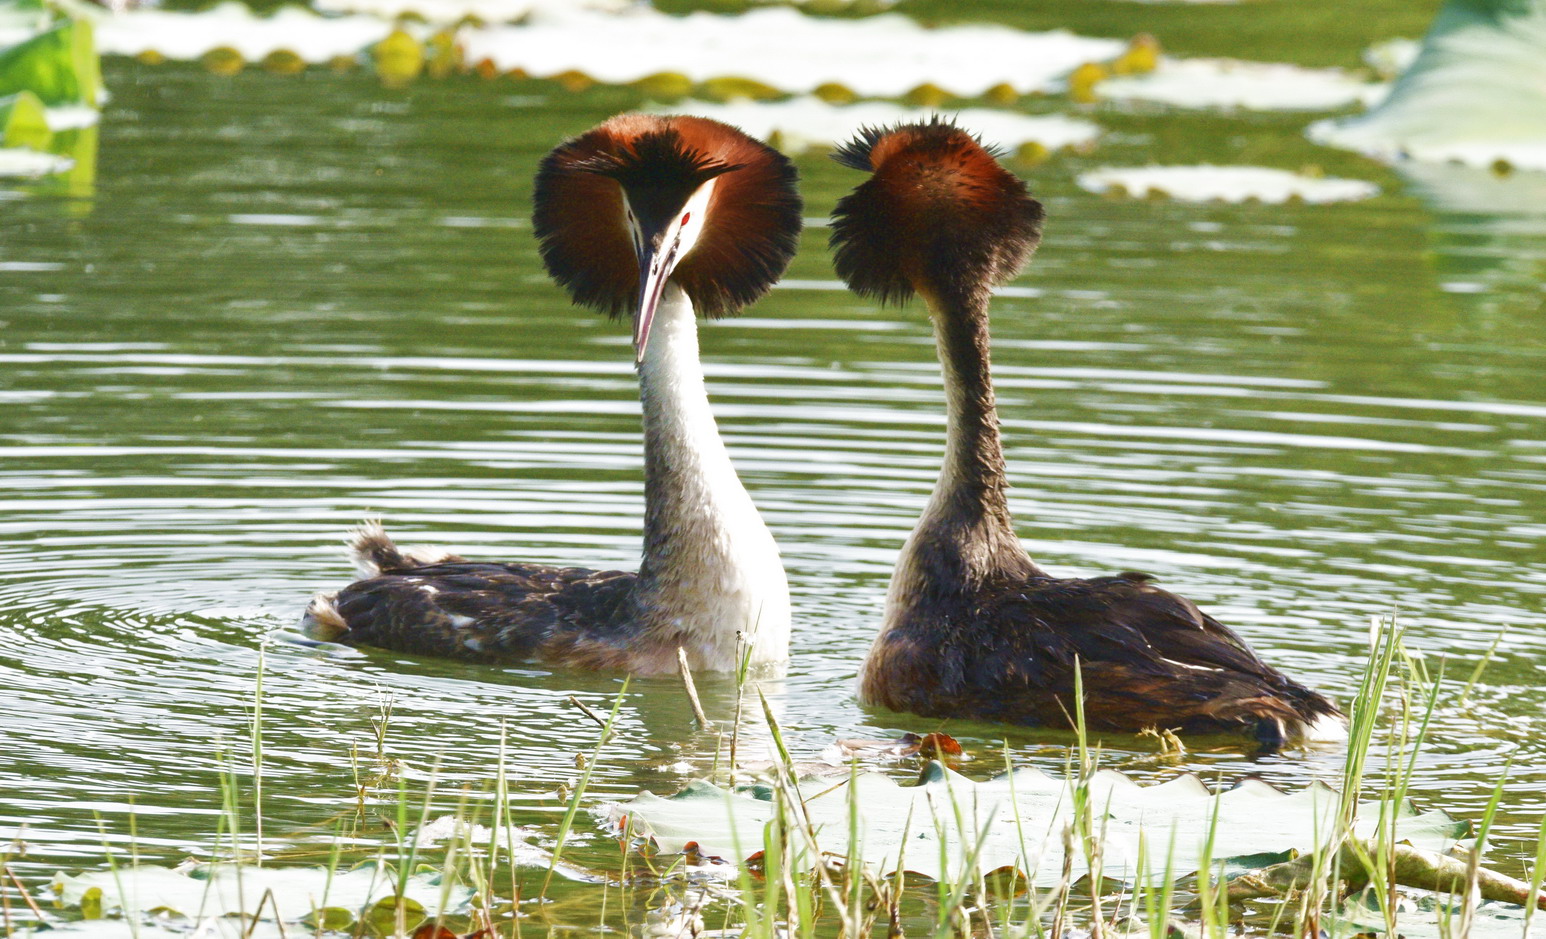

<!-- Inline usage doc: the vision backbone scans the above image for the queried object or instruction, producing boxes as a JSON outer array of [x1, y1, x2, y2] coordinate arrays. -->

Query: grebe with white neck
[[831, 120, 1344, 747], [300, 114, 799, 675]]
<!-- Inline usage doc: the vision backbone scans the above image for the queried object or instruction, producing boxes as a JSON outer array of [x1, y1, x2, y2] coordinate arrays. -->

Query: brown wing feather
[[319, 560, 653, 669], [861, 571, 1340, 743]]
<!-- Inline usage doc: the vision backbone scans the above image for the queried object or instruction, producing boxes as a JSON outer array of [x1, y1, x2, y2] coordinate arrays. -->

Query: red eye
[[681, 212, 691, 225]]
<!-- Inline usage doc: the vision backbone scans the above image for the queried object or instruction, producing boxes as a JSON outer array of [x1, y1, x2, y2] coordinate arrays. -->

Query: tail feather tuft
[[1296, 710, 1349, 744], [346, 519, 465, 577], [348, 519, 406, 577]]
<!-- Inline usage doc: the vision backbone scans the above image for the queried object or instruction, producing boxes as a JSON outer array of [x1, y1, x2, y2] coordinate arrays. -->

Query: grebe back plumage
[[831, 120, 1343, 746], [301, 114, 800, 675]]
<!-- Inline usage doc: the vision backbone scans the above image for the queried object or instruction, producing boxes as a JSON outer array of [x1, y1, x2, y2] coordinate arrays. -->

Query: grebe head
[[830, 119, 1044, 308], [533, 114, 802, 362]]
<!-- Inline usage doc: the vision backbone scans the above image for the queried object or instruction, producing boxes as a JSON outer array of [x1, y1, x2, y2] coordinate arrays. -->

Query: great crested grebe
[[300, 114, 800, 675], [831, 120, 1343, 746]]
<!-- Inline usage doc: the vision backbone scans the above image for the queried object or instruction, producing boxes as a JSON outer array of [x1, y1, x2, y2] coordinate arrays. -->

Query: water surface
[[2, 12, 1545, 927]]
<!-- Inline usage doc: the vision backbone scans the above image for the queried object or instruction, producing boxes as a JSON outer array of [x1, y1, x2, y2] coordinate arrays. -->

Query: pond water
[[3, 2, 1546, 931]]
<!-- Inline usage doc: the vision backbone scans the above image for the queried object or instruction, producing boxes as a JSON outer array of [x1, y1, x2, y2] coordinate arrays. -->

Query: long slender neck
[[633, 285, 790, 668], [890, 287, 1037, 608], [930, 287, 1016, 529]]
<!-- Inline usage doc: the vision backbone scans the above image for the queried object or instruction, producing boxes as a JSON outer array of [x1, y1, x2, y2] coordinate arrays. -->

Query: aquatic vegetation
[[1310, 0, 1546, 170], [90, 3, 1126, 98], [0, 88, 48, 149], [94, 3, 397, 66], [51, 862, 473, 926], [605, 761, 1462, 883], [0, 4, 98, 180], [1094, 56, 1384, 110], [1077, 164, 1380, 203], [588, 618, 1546, 937], [0, 19, 99, 108], [3, 2, 1544, 938], [451, 8, 1126, 97], [312, 0, 631, 22]]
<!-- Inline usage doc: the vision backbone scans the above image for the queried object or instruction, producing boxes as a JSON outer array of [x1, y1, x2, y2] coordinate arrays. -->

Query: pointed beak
[[632, 227, 681, 366]]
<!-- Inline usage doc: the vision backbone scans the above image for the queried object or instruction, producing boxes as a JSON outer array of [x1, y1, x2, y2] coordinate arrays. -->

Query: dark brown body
[[862, 566, 1338, 745], [307, 529, 674, 672], [835, 121, 1342, 746]]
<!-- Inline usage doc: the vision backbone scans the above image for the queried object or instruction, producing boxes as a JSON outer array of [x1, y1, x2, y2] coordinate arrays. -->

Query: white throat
[[635, 285, 791, 671]]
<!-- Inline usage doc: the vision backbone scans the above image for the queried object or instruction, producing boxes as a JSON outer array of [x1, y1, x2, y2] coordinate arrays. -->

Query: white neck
[[634, 285, 791, 671]]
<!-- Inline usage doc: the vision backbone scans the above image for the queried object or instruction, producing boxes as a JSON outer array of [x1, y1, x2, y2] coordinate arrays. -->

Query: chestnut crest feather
[[829, 118, 1043, 307], [533, 114, 802, 320]]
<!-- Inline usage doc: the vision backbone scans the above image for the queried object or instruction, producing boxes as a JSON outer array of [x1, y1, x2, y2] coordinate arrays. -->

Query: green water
[[3, 4, 1546, 931]]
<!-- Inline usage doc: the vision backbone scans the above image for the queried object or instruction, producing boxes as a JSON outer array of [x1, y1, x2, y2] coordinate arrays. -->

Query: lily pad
[[1095, 56, 1384, 111], [605, 762, 1466, 885], [0, 143, 71, 176], [458, 7, 1125, 97], [1335, 888, 1536, 939], [51, 862, 473, 925], [1309, 0, 1546, 170], [94, 4, 398, 66], [36, 921, 293, 939], [1076, 165, 1380, 204]]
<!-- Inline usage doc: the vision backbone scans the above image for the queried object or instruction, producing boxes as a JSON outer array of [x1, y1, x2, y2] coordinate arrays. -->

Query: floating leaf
[[982, 82, 1020, 105], [632, 71, 693, 99], [200, 46, 244, 75], [261, 49, 306, 74], [374, 28, 423, 87], [51, 862, 472, 924], [1096, 56, 1381, 111], [363, 895, 427, 935], [812, 82, 855, 104], [606, 761, 1465, 885], [0, 19, 101, 107], [300, 906, 357, 931], [1076, 165, 1380, 204], [1067, 61, 1109, 104], [0, 89, 50, 150], [696, 75, 782, 102], [0, 144, 72, 176], [902, 81, 950, 107], [78, 885, 103, 919], [454, 6, 1123, 98], [1335, 887, 1536, 939], [547, 67, 590, 92], [425, 30, 459, 78], [1309, 0, 1546, 170], [1111, 33, 1161, 76]]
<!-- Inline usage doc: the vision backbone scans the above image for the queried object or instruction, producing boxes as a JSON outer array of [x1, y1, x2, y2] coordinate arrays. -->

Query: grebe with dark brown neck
[[300, 114, 799, 675], [831, 121, 1343, 747]]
